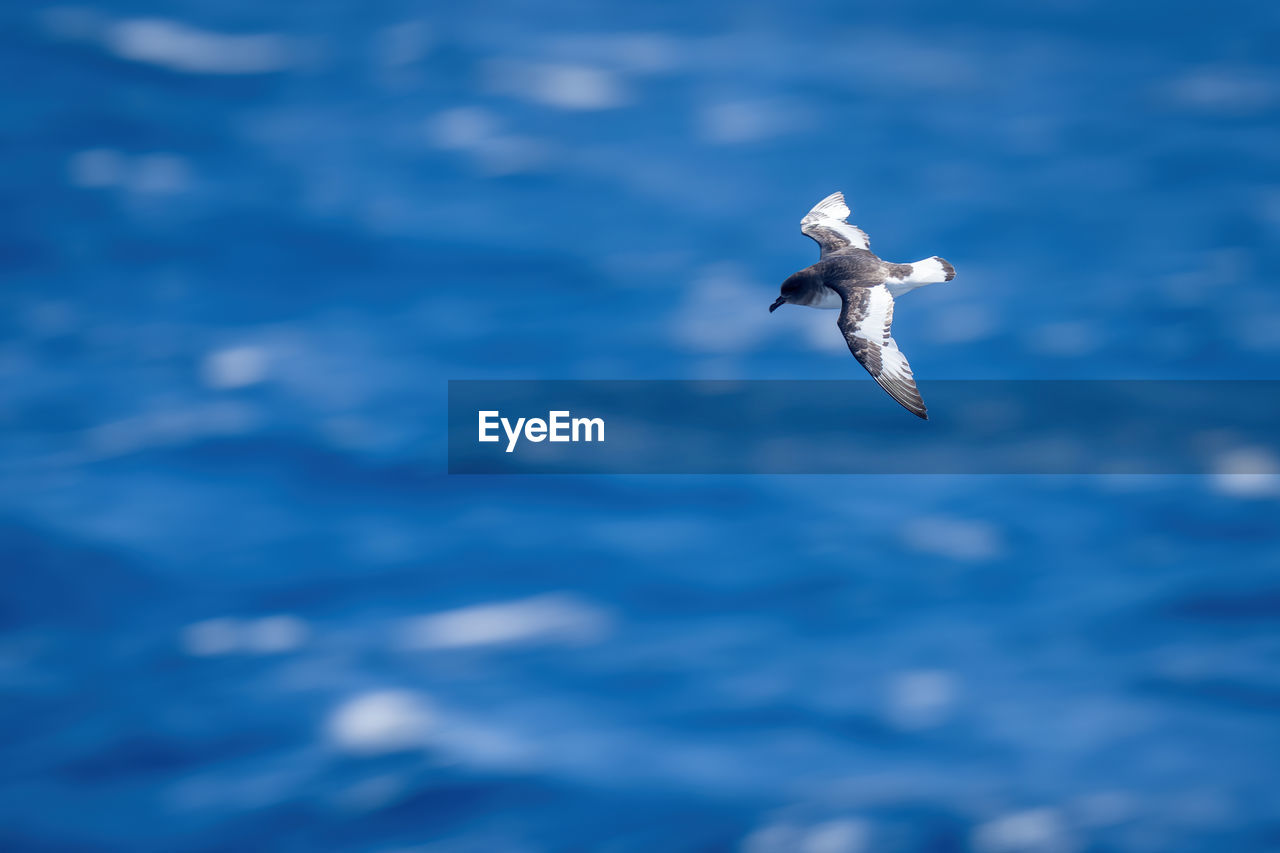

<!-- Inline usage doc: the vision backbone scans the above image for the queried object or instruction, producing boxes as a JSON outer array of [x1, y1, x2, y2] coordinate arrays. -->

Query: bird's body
[[769, 192, 955, 419]]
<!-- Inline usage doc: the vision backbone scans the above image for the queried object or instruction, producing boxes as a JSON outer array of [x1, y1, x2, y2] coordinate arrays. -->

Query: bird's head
[[769, 270, 813, 312]]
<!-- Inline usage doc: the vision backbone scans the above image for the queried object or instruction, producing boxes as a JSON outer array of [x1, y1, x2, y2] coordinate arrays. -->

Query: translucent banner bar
[[447, 381, 1280, 475]]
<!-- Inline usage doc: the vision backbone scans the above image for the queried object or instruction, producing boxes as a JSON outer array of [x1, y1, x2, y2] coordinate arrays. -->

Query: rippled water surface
[[2, 1, 1279, 850]]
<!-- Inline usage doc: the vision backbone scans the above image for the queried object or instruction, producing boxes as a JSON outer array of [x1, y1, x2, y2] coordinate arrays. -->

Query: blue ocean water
[[1, 1, 1279, 850]]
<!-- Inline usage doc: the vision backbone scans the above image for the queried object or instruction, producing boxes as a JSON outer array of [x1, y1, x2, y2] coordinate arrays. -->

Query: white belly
[[798, 287, 842, 309]]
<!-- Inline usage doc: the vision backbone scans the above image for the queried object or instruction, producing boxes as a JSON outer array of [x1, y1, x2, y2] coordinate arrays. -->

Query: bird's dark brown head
[[769, 270, 813, 312]]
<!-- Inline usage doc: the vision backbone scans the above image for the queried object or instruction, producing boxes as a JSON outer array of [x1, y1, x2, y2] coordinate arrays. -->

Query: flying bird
[[770, 191, 954, 419]]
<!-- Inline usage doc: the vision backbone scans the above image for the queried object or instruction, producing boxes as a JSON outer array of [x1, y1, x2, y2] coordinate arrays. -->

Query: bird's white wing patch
[[837, 284, 927, 418], [801, 191, 870, 256]]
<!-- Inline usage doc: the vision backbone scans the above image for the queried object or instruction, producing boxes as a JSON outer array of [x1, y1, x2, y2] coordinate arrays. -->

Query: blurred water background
[[2, 1, 1280, 850]]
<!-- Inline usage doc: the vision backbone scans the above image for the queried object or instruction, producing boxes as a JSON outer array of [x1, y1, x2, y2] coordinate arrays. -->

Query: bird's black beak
[[769, 296, 786, 313]]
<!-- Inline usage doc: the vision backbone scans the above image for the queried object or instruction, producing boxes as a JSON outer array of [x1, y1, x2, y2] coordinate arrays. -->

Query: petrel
[[769, 191, 954, 419]]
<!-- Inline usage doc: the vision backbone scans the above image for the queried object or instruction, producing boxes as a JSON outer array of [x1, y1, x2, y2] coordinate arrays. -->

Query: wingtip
[[809, 190, 849, 216]]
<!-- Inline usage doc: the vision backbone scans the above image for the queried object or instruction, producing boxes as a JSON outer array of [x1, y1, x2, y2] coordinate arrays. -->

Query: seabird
[[770, 191, 954, 419]]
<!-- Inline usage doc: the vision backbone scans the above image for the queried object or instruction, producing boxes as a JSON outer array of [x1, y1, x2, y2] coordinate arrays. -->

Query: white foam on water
[[327, 690, 435, 755], [426, 107, 500, 151], [425, 108, 549, 176], [742, 822, 803, 853], [182, 615, 307, 656], [742, 819, 869, 853], [68, 149, 190, 194], [182, 618, 240, 656], [698, 99, 805, 145], [487, 61, 627, 110], [1210, 447, 1280, 499], [972, 808, 1070, 853], [202, 345, 268, 389], [886, 669, 957, 730], [104, 18, 297, 75], [82, 400, 258, 462], [402, 594, 610, 650], [901, 516, 1005, 562], [802, 819, 870, 853], [243, 615, 308, 654]]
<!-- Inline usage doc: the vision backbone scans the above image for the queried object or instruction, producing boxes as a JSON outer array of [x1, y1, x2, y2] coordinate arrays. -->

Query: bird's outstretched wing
[[836, 284, 928, 419], [801, 191, 870, 256]]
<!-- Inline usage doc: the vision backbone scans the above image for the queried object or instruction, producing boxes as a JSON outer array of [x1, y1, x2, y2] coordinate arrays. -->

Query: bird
[[769, 191, 954, 419]]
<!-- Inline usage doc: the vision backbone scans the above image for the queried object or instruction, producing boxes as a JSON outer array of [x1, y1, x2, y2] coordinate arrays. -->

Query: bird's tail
[[887, 257, 955, 298], [907, 257, 955, 284]]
